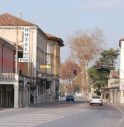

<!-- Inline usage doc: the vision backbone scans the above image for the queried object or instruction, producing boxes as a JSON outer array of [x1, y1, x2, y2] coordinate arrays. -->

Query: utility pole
[[15, 26, 18, 73]]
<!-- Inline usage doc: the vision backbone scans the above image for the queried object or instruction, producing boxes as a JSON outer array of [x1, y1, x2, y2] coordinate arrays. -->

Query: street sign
[[19, 58, 33, 62], [40, 64, 51, 69], [23, 27, 30, 54]]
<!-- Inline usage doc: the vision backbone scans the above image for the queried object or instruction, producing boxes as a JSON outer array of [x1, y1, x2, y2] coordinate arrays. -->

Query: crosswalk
[[0, 108, 86, 127]]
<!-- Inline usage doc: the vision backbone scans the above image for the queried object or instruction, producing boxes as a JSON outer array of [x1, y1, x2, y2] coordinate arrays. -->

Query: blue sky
[[0, 0, 124, 62]]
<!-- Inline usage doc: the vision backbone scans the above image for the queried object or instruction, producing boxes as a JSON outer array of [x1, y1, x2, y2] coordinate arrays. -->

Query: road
[[0, 100, 124, 127]]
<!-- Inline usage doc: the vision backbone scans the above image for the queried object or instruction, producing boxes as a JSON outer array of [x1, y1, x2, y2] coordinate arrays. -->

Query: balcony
[[0, 73, 19, 82]]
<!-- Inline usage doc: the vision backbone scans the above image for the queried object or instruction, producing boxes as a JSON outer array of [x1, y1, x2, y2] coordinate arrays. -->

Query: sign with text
[[19, 58, 33, 62], [23, 27, 30, 54], [40, 64, 51, 69]]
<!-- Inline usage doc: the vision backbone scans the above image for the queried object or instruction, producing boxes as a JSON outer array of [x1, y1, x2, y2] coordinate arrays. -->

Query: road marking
[[117, 113, 124, 127], [0, 108, 86, 127]]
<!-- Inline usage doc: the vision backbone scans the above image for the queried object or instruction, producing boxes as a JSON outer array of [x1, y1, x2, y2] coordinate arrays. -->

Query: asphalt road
[[0, 101, 123, 127], [35, 102, 124, 127]]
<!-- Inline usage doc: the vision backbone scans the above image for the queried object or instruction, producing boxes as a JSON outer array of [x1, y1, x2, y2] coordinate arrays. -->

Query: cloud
[[81, 0, 124, 11]]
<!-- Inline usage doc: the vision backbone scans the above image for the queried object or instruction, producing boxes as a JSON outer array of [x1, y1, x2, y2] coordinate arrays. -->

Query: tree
[[88, 48, 119, 95], [88, 66, 109, 90], [68, 28, 105, 92], [60, 59, 81, 93], [60, 59, 81, 81], [69, 28, 104, 63], [99, 48, 119, 67]]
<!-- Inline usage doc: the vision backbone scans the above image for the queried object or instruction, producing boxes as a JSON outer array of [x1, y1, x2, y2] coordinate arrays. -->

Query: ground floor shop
[[102, 87, 120, 104], [0, 73, 30, 108], [109, 88, 120, 104], [0, 85, 14, 108], [36, 78, 60, 103], [0, 74, 60, 108]]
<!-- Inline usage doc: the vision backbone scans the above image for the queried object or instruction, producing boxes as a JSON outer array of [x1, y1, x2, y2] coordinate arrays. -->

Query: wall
[[0, 42, 15, 73], [120, 41, 124, 103]]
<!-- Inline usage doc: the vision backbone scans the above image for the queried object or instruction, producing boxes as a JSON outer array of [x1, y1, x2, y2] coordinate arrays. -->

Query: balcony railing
[[0, 73, 18, 81]]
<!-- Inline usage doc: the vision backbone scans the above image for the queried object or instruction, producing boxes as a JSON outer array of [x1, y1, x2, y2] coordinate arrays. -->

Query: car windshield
[[92, 96, 100, 99], [67, 95, 73, 97]]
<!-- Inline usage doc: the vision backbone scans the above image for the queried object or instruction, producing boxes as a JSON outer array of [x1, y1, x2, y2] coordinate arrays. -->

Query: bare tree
[[68, 28, 105, 93], [60, 59, 81, 94], [60, 58, 81, 81]]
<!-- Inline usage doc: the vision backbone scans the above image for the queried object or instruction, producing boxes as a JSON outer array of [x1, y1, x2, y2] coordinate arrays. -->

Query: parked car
[[66, 95, 74, 102], [90, 96, 103, 106]]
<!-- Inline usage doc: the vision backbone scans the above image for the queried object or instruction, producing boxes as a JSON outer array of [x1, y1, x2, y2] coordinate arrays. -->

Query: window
[[25, 43, 28, 46], [25, 38, 28, 42]]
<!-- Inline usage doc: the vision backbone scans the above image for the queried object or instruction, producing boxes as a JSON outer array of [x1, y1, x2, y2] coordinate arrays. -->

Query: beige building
[[119, 39, 124, 103], [46, 33, 64, 100], [0, 13, 64, 107], [108, 70, 119, 104]]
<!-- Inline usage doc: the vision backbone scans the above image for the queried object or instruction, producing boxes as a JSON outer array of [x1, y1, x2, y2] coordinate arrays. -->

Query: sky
[[0, 0, 124, 62]]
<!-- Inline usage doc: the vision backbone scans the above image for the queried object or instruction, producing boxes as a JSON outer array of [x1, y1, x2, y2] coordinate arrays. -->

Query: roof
[[46, 33, 64, 46], [0, 36, 15, 50], [0, 13, 35, 26], [119, 38, 124, 47], [0, 13, 64, 46], [0, 36, 23, 51]]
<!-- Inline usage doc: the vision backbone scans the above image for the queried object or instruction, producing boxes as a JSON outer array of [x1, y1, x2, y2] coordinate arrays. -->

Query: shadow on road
[[29, 100, 88, 108]]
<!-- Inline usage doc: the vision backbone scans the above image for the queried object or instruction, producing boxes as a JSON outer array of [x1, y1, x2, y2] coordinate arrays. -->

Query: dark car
[[66, 95, 74, 102]]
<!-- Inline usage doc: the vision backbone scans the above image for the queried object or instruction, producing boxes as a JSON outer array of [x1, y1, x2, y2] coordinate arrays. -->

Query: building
[[108, 70, 119, 104], [0, 13, 64, 107], [46, 33, 64, 100], [0, 37, 17, 108], [0, 37, 15, 73], [119, 39, 124, 103]]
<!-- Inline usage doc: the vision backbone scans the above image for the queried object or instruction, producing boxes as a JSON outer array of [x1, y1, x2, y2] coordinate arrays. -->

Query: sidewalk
[[103, 99, 124, 113], [106, 102, 124, 113], [113, 104, 124, 112]]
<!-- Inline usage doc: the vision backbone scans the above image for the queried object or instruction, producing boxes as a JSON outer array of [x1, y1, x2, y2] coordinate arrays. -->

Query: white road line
[[0, 108, 86, 127]]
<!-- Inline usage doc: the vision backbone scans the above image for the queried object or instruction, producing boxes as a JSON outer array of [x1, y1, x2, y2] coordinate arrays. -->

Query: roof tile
[[0, 13, 35, 26]]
